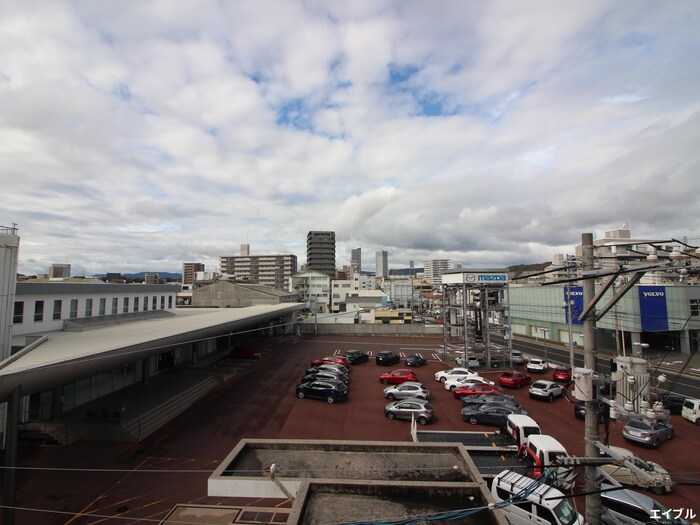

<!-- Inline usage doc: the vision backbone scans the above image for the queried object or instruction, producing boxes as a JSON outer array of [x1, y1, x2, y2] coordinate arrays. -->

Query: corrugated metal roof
[[0, 304, 302, 399]]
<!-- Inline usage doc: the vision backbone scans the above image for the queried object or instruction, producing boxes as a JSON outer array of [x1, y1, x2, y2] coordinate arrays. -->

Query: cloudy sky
[[3, 1, 699, 276]]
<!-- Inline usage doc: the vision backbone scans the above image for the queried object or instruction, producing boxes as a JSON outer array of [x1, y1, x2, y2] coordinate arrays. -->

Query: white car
[[455, 355, 480, 368], [599, 446, 673, 494], [526, 358, 549, 374], [434, 368, 479, 383], [444, 375, 494, 391], [528, 380, 565, 402]]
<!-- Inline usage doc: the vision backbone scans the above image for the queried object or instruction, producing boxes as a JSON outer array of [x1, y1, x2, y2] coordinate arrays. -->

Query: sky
[[2, 1, 700, 276]]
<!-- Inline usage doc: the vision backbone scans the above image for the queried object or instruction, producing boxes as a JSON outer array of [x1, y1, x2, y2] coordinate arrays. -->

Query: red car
[[498, 371, 532, 389], [453, 383, 503, 399], [310, 356, 350, 368], [379, 369, 418, 385], [552, 367, 572, 382]]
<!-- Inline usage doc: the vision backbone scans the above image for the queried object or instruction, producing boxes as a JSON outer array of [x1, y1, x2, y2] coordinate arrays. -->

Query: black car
[[376, 351, 400, 366], [344, 349, 369, 364], [656, 393, 686, 415], [574, 400, 607, 422], [461, 403, 527, 427], [305, 364, 350, 376], [461, 393, 521, 410], [405, 354, 427, 367], [300, 371, 349, 385], [295, 380, 348, 404]]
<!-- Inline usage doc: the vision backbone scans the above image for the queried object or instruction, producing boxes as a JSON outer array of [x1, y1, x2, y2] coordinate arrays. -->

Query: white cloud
[[2, 0, 699, 275]]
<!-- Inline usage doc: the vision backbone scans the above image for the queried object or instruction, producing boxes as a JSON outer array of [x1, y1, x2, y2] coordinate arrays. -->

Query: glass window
[[143, 296, 148, 311], [111, 297, 118, 315], [134, 297, 140, 312], [13, 301, 23, 324], [84, 298, 93, 317], [34, 300, 44, 322], [691, 299, 700, 316], [122, 297, 129, 313], [70, 299, 78, 319], [152, 296, 157, 310], [160, 295, 165, 309], [53, 299, 62, 320], [99, 298, 106, 316], [168, 296, 173, 308]]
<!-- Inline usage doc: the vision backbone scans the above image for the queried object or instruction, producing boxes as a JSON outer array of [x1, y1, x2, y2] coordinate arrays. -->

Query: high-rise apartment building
[[182, 262, 205, 287], [48, 263, 71, 279], [306, 231, 336, 276], [220, 251, 298, 290], [351, 248, 362, 274], [424, 259, 451, 287], [376, 250, 388, 278]]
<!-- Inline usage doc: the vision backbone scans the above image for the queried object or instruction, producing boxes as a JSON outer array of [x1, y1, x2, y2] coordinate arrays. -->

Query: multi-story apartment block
[[376, 250, 388, 279], [182, 262, 205, 288], [424, 259, 451, 287], [144, 273, 160, 284], [48, 263, 71, 279], [220, 253, 297, 290], [290, 270, 331, 313], [306, 231, 336, 276]]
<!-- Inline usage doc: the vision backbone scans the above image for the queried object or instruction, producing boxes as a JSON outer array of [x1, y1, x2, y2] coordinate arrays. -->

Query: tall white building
[[1, 225, 20, 361], [424, 259, 451, 287]]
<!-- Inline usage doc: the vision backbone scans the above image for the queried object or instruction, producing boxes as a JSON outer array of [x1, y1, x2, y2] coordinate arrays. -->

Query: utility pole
[[582, 232, 601, 525]]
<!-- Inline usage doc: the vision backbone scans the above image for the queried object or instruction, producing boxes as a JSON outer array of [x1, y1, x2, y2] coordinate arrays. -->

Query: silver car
[[384, 398, 435, 425], [383, 381, 430, 401], [600, 483, 689, 525], [623, 418, 675, 448], [529, 380, 565, 402]]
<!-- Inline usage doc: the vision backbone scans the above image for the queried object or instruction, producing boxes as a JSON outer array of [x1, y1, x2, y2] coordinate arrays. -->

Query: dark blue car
[[405, 354, 427, 367], [295, 380, 348, 404]]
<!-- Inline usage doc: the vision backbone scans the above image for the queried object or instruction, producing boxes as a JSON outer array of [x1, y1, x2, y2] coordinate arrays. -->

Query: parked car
[[384, 398, 435, 425], [300, 371, 349, 385], [379, 368, 418, 385], [443, 375, 494, 392], [682, 397, 700, 424], [306, 363, 350, 377], [623, 418, 674, 448], [552, 367, 572, 382], [526, 358, 549, 374], [461, 403, 527, 427], [434, 368, 478, 383], [600, 483, 689, 525], [453, 383, 503, 399], [405, 354, 427, 367], [230, 348, 262, 359], [480, 352, 507, 368], [574, 400, 607, 422], [529, 380, 566, 402], [498, 371, 532, 389], [455, 355, 480, 368], [510, 350, 526, 365], [461, 393, 521, 410], [599, 446, 673, 494], [383, 381, 430, 401], [376, 351, 400, 366], [654, 392, 685, 415], [295, 380, 348, 404], [343, 349, 369, 364], [310, 355, 351, 368]]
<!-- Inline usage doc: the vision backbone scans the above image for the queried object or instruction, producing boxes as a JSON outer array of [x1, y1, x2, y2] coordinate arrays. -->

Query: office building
[[220, 250, 298, 291], [351, 248, 362, 274], [424, 259, 451, 287], [144, 273, 160, 284], [375, 251, 388, 279], [48, 263, 71, 279], [182, 262, 205, 287], [306, 231, 336, 276]]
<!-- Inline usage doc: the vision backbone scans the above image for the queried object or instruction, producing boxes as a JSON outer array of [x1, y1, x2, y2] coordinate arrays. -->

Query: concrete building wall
[[0, 226, 20, 361]]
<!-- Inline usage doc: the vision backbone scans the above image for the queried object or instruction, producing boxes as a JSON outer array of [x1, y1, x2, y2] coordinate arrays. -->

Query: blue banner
[[564, 286, 584, 326], [639, 286, 668, 331]]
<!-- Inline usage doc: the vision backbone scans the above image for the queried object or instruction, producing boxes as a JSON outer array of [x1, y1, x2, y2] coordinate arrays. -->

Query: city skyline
[[4, 2, 700, 276]]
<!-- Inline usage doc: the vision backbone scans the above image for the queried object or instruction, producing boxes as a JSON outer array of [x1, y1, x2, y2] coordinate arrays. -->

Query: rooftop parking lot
[[9, 334, 700, 524]]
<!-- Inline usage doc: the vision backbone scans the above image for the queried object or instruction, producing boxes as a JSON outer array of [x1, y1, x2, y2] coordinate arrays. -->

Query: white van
[[491, 469, 584, 525], [520, 434, 576, 490], [681, 398, 700, 424], [505, 414, 541, 450]]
